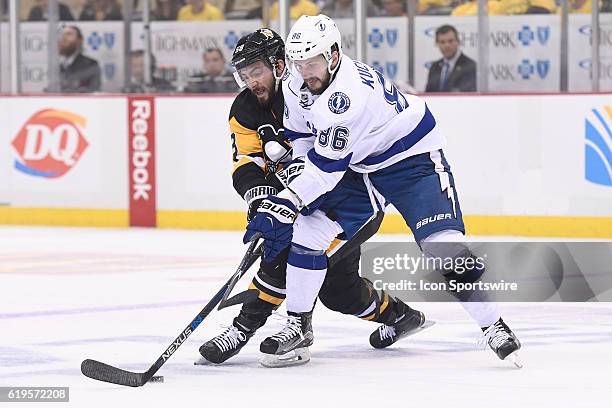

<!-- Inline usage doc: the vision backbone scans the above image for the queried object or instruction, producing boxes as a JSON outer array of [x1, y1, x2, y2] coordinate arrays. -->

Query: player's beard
[[252, 84, 274, 109], [305, 72, 331, 95]]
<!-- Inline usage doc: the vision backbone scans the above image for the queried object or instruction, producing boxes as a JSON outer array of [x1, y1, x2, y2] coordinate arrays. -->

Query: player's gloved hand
[[243, 195, 298, 262], [243, 185, 279, 222], [273, 157, 305, 188]]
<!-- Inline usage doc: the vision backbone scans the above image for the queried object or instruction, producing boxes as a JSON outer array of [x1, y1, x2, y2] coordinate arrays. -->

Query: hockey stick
[[81, 234, 262, 387], [216, 211, 385, 309]]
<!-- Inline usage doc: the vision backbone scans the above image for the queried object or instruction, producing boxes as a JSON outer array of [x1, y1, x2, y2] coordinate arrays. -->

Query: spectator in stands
[[497, 0, 557, 14], [123, 50, 175, 93], [380, 0, 407, 16], [177, 0, 224, 20], [451, 0, 498, 15], [28, 0, 75, 21], [452, 0, 557, 15], [152, 0, 182, 20], [269, 0, 319, 20], [184, 48, 238, 93], [57, 25, 101, 92], [417, 0, 455, 15], [79, 0, 123, 21], [320, 0, 379, 17], [425, 24, 476, 92], [526, 0, 557, 13], [569, 0, 596, 13]]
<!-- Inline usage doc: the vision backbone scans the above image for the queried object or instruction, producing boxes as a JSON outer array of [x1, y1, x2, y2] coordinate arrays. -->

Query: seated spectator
[[496, 0, 557, 14], [57, 25, 101, 92], [526, 0, 557, 13], [452, 0, 556, 14], [269, 0, 318, 20], [451, 0, 502, 15], [569, 0, 596, 13], [320, 0, 379, 18], [28, 0, 75, 21], [79, 0, 123, 21], [425, 24, 476, 92], [123, 50, 175, 93], [418, 0, 454, 15], [178, 0, 224, 20], [152, 0, 181, 20], [380, 0, 407, 16], [184, 48, 238, 93]]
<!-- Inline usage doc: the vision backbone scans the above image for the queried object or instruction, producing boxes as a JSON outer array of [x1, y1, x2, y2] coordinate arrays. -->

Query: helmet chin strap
[[322, 52, 341, 90], [273, 60, 286, 93], [325, 47, 342, 74]]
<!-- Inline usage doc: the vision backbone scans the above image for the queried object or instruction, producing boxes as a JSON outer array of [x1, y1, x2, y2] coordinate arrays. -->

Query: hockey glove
[[273, 157, 305, 188], [243, 196, 298, 262], [243, 185, 278, 222]]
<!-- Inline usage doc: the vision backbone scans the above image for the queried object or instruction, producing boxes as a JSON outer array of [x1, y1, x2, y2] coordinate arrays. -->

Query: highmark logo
[[585, 107, 612, 186], [11, 109, 89, 178]]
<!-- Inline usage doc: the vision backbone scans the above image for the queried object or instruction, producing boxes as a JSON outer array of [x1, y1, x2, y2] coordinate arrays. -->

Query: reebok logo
[[128, 96, 157, 227], [131, 101, 153, 201]]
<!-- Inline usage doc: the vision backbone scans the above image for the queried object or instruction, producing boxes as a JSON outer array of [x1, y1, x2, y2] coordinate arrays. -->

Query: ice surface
[[1, 227, 610, 407]]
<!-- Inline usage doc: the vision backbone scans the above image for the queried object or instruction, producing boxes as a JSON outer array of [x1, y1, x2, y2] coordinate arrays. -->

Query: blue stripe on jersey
[[285, 128, 313, 141], [308, 149, 353, 173], [358, 105, 436, 166], [288, 249, 327, 270]]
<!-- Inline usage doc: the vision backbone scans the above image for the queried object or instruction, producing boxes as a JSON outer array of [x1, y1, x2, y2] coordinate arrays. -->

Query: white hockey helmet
[[285, 14, 342, 74]]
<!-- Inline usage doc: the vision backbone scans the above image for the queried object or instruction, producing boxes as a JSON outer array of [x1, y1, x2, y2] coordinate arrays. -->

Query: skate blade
[[419, 320, 436, 332], [260, 347, 311, 368], [394, 320, 435, 343], [505, 350, 523, 369]]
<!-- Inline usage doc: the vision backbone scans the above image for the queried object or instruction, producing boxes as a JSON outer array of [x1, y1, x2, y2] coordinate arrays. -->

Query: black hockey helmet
[[231, 28, 285, 71]]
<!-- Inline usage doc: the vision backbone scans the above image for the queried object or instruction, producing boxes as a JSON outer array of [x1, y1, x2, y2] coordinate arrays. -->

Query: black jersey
[[229, 86, 290, 209]]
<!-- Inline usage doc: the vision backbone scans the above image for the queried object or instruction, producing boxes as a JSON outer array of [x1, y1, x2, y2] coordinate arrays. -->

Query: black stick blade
[[81, 359, 146, 387]]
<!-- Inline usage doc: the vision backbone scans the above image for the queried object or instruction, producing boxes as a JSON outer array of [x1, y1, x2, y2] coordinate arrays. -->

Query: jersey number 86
[[318, 126, 349, 151]]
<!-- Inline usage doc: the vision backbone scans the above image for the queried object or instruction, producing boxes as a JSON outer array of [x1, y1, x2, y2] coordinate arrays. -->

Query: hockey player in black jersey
[[197, 29, 426, 367]]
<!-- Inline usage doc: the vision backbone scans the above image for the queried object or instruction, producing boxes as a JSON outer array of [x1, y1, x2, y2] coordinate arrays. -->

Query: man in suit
[[425, 24, 476, 93], [58, 25, 101, 93]]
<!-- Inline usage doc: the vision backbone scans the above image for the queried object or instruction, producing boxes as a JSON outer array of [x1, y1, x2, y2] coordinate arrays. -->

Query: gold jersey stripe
[[229, 116, 262, 156]]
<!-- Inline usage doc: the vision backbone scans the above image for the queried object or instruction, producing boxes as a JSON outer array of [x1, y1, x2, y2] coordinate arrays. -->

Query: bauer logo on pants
[[11, 109, 89, 178]]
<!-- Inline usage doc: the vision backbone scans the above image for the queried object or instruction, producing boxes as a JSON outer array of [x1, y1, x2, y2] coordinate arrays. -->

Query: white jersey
[[282, 55, 445, 206]]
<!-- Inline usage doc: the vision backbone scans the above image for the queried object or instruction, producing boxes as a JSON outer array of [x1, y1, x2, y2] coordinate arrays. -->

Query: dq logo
[[585, 107, 612, 186], [11, 109, 89, 178]]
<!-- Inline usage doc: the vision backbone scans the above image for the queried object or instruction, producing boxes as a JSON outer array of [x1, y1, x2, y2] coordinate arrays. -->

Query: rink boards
[[0, 92, 611, 237]]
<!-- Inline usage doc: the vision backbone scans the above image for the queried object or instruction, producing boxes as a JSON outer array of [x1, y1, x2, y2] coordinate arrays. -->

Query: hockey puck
[[149, 376, 164, 383]]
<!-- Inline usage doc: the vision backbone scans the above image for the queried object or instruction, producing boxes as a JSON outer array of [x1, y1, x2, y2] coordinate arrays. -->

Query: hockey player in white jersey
[[244, 14, 522, 367]]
